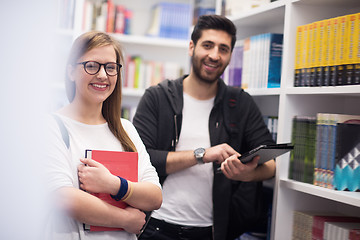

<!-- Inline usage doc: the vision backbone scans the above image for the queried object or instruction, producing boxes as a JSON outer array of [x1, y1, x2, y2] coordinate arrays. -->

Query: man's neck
[[183, 74, 218, 100]]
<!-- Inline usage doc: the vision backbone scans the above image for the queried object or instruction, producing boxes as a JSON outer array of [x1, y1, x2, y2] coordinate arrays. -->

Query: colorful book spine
[[334, 123, 360, 191]]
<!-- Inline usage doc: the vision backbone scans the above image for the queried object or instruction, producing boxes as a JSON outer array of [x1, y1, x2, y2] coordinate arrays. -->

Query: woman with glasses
[[46, 31, 162, 240]]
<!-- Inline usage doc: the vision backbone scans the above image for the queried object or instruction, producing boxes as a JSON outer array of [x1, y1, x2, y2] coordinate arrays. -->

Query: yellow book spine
[[305, 23, 314, 86], [311, 21, 319, 86], [336, 15, 347, 85], [322, 18, 332, 86], [300, 24, 309, 86], [316, 20, 325, 86], [329, 17, 339, 86], [345, 14, 357, 84], [294, 25, 303, 86], [354, 13, 360, 84]]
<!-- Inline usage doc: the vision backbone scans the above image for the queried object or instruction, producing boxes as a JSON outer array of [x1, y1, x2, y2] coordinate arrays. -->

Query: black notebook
[[239, 143, 294, 164]]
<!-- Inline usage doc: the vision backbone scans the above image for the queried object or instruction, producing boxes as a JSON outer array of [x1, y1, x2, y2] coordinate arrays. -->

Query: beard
[[191, 53, 227, 84]]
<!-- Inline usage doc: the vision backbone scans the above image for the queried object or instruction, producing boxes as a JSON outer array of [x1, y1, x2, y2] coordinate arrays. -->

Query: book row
[[294, 12, 360, 87], [82, 0, 132, 34], [147, 2, 192, 40], [292, 211, 360, 240], [124, 55, 183, 90], [289, 113, 360, 192], [223, 33, 283, 89]]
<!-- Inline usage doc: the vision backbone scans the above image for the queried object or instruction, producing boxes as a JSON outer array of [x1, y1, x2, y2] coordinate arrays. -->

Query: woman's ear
[[67, 64, 75, 82]]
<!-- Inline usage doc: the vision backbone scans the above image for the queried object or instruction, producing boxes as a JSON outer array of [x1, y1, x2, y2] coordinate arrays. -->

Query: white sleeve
[[44, 114, 76, 192], [121, 119, 161, 189]]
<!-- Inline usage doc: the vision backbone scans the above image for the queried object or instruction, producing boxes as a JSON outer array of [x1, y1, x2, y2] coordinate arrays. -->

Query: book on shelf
[[324, 221, 360, 240], [226, 40, 244, 87], [263, 115, 278, 142], [314, 113, 360, 190], [289, 116, 316, 184], [294, 12, 360, 87], [83, 149, 138, 232], [334, 122, 360, 192], [292, 211, 360, 240], [354, 13, 360, 85], [241, 37, 251, 89], [294, 25, 303, 87], [147, 2, 192, 40]]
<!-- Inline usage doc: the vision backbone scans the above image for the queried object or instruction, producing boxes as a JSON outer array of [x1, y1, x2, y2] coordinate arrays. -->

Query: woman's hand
[[78, 158, 120, 195], [122, 206, 146, 234]]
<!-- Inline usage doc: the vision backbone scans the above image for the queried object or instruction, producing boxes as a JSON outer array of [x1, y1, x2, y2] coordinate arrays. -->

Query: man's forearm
[[166, 150, 198, 174]]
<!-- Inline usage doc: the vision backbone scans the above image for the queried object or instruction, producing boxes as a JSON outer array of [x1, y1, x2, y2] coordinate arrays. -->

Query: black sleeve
[[239, 92, 275, 153], [133, 86, 169, 178]]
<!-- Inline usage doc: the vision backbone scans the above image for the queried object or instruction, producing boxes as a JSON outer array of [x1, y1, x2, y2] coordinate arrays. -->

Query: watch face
[[195, 148, 205, 156]]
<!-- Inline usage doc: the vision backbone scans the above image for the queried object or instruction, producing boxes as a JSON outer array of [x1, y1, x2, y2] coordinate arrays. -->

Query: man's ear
[[188, 40, 194, 57]]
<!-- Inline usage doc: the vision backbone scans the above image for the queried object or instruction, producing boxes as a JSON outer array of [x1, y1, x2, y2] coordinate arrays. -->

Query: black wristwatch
[[194, 148, 205, 164]]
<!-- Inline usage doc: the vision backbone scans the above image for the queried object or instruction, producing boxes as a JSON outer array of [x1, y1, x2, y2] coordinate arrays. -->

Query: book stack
[[292, 211, 360, 240], [314, 113, 360, 190], [288, 116, 316, 184], [82, 0, 132, 34], [124, 55, 183, 90], [294, 12, 360, 87], [147, 2, 192, 40]]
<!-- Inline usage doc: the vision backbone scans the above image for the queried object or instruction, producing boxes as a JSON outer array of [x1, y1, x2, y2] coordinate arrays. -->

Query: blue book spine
[[267, 33, 283, 88]]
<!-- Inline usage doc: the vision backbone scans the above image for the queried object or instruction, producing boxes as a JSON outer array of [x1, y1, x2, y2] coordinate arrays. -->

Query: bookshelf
[[225, 0, 360, 239], [55, 0, 360, 238]]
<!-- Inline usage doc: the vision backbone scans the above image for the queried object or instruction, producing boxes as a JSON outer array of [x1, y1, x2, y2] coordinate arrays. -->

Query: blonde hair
[[65, 31, 136, 152]]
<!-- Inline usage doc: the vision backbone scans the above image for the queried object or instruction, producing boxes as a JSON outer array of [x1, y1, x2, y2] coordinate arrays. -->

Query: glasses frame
[[77, 61, 122, 76]]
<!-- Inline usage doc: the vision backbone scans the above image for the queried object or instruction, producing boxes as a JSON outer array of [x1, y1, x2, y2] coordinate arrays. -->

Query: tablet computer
[[239, 143, 294, 164]]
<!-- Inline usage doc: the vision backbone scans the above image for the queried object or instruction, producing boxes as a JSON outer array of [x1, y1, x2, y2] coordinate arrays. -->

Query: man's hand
[[203, 143, 239, 164], [220, 154, 260, 181]]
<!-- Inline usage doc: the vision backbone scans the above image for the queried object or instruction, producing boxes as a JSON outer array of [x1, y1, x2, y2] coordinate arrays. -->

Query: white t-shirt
[[152, 93, 214, 227], [45, 114, 161, 240]]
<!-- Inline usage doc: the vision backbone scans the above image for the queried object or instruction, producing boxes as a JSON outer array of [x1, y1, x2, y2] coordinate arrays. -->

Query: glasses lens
[[84, 61, 100, 75], [105, 63, 118, 76]]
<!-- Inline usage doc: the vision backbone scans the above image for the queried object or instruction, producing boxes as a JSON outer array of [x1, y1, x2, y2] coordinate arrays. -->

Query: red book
[[312, 215, 360, 240], [83, 149, 138, 231]]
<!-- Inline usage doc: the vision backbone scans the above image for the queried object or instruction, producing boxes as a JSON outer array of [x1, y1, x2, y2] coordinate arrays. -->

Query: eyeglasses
[[77, 61, 122, 76]]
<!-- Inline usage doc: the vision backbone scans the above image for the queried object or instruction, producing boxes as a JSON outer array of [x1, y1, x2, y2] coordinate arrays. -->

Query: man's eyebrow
[[201, 41, 231, 50]]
